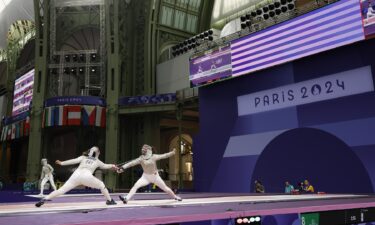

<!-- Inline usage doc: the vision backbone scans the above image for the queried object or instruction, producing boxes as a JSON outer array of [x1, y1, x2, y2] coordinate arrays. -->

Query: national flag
[[7, 125, 11, 140], [15, 123, 20, 139], [82, 105, 96, 126], [0, 126, 7, 141], [24, 116, 30, 136], [11, 124, 16, 140], [44, 107, 54, 127], [67, 105, 81, 125], [19, 121, 24, 137], [54, 105, 68, 126], [95, 106, 106, 127]]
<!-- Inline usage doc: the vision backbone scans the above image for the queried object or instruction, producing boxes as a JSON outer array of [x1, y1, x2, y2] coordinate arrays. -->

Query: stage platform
[[1, 192, 375, 225]]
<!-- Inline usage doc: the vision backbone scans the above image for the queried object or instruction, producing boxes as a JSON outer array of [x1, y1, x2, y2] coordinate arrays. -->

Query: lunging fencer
[[35, 146, 118, 207], [117, 144, 182, 203], [39, 158, 57, 196]]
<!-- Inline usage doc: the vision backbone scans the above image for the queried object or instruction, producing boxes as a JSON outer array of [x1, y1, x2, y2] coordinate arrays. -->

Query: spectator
[[304, 180, 315, 193], [298, 182, 305, 193], [285, 181, 294, 194], [254, 180, 265, 193]]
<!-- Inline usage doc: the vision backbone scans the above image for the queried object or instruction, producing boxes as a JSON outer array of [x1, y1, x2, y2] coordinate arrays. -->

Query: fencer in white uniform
[[35, 146, 117, 207], [118, 144, 182, 203], [39, 158, 57, 195]]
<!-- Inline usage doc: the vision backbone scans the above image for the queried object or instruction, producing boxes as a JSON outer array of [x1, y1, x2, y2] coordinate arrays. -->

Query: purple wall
[[194, 38, 375, 194]]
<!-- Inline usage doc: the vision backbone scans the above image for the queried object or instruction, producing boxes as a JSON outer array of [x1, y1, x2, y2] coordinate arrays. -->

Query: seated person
[[304, 180, 315, 193], [297, 182, 305, 193], [254, 180, 265, 193], [284, 181, 294, 194]]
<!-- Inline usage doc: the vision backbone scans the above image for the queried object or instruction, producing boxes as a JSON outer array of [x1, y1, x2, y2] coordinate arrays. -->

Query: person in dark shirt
[[298, 182, 305, 193], [254, 180, 265, 193]]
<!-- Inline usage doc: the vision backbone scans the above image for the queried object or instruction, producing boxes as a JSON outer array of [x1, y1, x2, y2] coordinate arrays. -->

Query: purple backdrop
[[194, 37, 375, 199]]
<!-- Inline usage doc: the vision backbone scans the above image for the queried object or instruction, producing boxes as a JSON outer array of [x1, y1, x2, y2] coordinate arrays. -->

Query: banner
[[119, 93, 176, 106], [44, 96, 106, 107], [237, 66, 374, 116]]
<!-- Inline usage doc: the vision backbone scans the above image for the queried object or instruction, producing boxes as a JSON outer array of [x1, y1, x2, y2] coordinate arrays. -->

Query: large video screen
[[189, 44, 232, 87], [231, 0, 364, 77], [189, 0, 365, 87], [361, 0, 375, 38], [12, 69, 34, 116]]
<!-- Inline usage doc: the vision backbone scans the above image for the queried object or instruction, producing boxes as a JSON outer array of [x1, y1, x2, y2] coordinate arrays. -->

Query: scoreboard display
[[301, 207, 375, 225]]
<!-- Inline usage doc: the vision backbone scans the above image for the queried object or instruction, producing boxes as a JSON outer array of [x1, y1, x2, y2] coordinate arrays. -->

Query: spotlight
[[90, 53, 97, 61], [179, 43, 184, 48], [287, 0, 293, 2], [274, 2, 281, 8], [199, 33, 204, 39], [196, 42, 200, 46], [183, 47, 188, 52], [281, 0, 287, 4], [52, 55, 59, 63], [251, 11, 257, 17], [79, 54, 85, 62], [184, 40, 188, 45], [240, 15, 246, 22], [191, 43, 196, 48], [288, 3, 295, 10], [241, 23, 246, 29], [281, 6, 288, 12], [263, 13, 269, 19], [263, 7, 269, 13], [63, 68, 70, 74], [191, 37, 196, 42], [188, 45, 192, 49], [208, 30, 213, 35], [72, 54, 78, 62], [207, 36, 213, 41], [269, 11, 275, 17], [256, 9, 262, 15], [246, 20, 251, 27], [275, 8, 282, 15], [188, 39, 192, 44], [79, 67, 84, 74], [64, 55, 70, 62], [204, 31, 209, 37], [71, 68, 76, 73], [269, 4, 275, 10], [246, 14, 251, 20], [91, 67, 97, 73]]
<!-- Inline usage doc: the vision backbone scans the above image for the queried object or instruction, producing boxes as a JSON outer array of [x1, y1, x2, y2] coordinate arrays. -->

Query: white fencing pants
[[126, 172, 177, 200], [44, 169, 111, 201], [40, 174, 57, 195]]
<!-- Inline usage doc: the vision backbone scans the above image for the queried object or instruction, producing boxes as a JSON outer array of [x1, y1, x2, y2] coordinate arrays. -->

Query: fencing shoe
[[119, 195, 128, 204], [35, 199, 45, 207], [106, 199, 117, 205]]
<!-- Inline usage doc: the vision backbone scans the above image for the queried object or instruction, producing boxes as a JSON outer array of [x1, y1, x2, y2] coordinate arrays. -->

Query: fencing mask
[[88, 146, 100, 159], [141, 144, 152, 160]]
